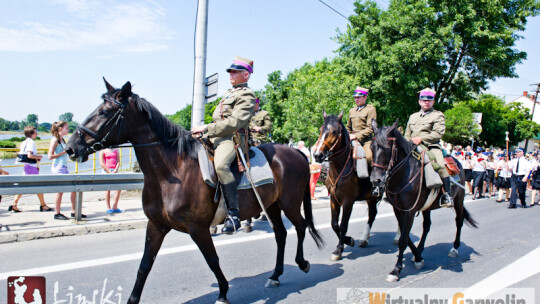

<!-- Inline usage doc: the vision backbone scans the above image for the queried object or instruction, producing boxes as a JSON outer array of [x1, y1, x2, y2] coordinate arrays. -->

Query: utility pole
[[191, 0, 209, 129], [524, 83, 540, 152]]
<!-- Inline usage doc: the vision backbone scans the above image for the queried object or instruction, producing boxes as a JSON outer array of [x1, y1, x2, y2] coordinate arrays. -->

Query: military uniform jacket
[[346, 104, 377, 144], [207, 85, 256, 142], [249, 110, 272, 142], [405, 109, 446, 146]]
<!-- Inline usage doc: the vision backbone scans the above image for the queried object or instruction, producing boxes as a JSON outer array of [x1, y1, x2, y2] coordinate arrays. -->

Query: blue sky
[[0, 0, 538, 124]]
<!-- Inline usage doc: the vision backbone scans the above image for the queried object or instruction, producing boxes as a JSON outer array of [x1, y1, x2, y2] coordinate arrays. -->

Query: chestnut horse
[[370, 120, 478, 282], [65, 79, 324, 304], [312, 111, 385, 261]]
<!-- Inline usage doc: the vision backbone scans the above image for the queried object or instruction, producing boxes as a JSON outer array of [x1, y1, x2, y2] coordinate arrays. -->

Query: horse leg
[[330, 199, 344, 261], [244, 218, 253, 233], [393, 226, 401, 246], [128, 221, 170, 304], [339, 199, 355, 248], [266, 203, 287, 288], [450, 203, 465, 258], [387, 212, 414, 282], [416, 211, 432, 256], [188, 224, 230, 304], [283, 205, 310, 273], [359, 198, 378, 247]]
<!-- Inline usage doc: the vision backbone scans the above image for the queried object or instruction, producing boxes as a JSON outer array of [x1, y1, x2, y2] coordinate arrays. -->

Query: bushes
[[0, 140, 16, 148]]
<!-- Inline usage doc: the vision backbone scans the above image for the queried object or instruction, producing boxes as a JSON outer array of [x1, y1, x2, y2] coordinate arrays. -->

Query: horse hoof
[[386, 274, 399, 282], [414, 260, 424, 270], [243, 225, 252, 233], [448, 248, 459, 258], [301, 261, 310, 273], [349, 239, 355, 247], [358, 240, 368, 248], [215, 299, 229, 304], [330, 253, 342, 261], [210, 226, 218, 235], [393, 239, 399, 246], [265, 279, 280, 288]]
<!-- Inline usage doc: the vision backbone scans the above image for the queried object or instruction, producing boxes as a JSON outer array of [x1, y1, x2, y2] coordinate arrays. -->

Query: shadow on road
[[186, 263, 345, 304]]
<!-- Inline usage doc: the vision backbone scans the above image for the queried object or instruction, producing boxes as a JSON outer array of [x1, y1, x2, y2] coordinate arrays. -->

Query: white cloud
[[0, 0, 173, 52]]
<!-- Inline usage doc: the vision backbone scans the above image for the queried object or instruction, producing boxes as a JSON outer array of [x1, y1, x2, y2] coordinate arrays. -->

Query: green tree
[[39, 122, 52, 132], [58, 112, 74, 122], [67, 121, 79, 133], [335, 0, 540, 126], [26, 114, 38, 128], [443, 103, 480, 146], [463, 94, 540, 147], [166, 100, 219, 131]]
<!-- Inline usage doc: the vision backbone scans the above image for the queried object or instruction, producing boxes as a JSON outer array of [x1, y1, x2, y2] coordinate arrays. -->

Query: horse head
[[66, 78, 134, 162], [312, 110, 346, 163], [370, 119, 399, 195]]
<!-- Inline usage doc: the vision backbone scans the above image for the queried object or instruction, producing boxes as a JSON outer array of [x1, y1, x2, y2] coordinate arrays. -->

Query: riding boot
[[221, 182, 241, 234], [441, 177, 454, 208]]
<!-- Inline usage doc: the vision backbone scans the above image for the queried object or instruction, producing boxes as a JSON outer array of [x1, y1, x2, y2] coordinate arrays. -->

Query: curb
[[0, 219, 148, 244]]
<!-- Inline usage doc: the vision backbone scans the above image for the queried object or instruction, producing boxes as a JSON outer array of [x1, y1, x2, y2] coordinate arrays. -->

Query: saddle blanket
[[197, 142, 274, 190]]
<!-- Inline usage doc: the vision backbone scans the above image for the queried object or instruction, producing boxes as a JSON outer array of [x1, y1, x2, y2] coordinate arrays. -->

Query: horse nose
[[65, 147, 74, 156], [314, 153, 323, 163]]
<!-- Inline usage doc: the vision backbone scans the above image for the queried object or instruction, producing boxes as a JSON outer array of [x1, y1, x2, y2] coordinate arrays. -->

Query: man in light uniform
[[192, 56, 256, 234], [249, 98, 272, 145], [405, 88, 453, 207], [346, 86, 377, 165]]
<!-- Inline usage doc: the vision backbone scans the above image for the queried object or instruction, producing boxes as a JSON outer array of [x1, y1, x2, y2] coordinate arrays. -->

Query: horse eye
[[99, 110, 108, 116]]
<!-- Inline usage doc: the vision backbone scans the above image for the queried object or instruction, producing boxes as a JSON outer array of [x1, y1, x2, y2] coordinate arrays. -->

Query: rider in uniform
[[249, 98, 272, 145], [191, 56, 256, 234], [405, 88, 453, 208], [346, 86, 377, 165]]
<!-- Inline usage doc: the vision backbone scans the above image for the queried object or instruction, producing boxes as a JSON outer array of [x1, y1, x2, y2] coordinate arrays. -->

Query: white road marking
[[0, 212, 396, 281], [460, 246, 540, 298]]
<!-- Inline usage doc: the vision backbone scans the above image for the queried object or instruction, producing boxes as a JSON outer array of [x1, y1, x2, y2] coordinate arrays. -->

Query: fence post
[[119, 148, 123, 171], [92, 153, 96, 174], [74, 190, 83, 222]]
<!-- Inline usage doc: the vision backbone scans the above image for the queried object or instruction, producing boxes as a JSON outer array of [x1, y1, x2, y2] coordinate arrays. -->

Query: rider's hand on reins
[[191, 125, 208, 138]]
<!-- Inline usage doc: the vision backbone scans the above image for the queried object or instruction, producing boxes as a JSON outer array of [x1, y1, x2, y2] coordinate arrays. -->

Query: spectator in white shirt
[[507, 147, 532, 208]]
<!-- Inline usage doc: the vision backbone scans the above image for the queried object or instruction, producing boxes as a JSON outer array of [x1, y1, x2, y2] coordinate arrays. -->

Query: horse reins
[[373, 136, 427, 212]]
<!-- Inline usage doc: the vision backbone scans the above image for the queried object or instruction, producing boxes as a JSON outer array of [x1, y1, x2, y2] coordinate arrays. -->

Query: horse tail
[[294, 148, 325, 249], [463, 207, 478, 228]]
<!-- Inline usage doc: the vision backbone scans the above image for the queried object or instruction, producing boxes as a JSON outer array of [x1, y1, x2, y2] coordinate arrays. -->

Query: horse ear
[[371, 119, 378, 131], [391, 119, 399, 130], [323, 109, 327, 118], [338, 111, 343, 121], [119, 81, 132, 102], [103, 77, 115, 93]]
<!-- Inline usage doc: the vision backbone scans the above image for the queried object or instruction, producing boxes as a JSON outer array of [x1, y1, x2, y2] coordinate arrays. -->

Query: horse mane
[[129, 94, 198, 160], [374, 124, 413, 155]]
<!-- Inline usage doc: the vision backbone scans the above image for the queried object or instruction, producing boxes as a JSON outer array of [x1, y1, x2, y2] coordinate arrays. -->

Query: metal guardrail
[[0, 173, 144, 195], [0, 173, 144, 221]]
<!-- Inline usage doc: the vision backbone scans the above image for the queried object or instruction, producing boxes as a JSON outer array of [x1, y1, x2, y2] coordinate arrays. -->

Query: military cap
[[353, 86, 369, 97], [418, 88, 436, 100], [226, 56, 254, 74], [476, 147, 483, 153], [515, 147, 525, 152]]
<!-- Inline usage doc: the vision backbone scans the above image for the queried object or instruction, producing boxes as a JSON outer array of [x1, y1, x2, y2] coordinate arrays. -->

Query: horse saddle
[[444, 156, 461, 176], [196, 141, 274, 190]]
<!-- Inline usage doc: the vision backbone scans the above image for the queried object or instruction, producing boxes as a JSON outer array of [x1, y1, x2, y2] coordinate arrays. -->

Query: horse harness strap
[[386, 150, 427, 213], [327, 142, 353, 206]]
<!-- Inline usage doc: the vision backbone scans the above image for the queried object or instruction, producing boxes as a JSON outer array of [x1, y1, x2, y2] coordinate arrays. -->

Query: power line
[[319, 0, 349, 20]]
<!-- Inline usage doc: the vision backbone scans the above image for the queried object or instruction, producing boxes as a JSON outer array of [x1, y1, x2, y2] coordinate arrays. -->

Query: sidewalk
[[0, 186, 333, 244]]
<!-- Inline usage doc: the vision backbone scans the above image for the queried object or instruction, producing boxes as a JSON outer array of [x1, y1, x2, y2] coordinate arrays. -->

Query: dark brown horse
[[370, 120, 478, 282], [65, 79, 324, 304], [312, 111, 386, 261]]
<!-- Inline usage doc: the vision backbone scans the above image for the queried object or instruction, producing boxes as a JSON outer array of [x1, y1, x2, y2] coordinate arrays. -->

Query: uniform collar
[[420, 108, 434, 116], [356, 104, 366, 111], [233, 82, 248, 89]]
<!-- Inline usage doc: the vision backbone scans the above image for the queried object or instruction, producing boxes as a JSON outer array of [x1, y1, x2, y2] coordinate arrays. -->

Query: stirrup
[[440, 194, 454, 208]]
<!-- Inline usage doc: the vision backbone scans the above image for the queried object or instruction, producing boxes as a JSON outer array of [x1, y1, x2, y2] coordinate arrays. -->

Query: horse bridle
[[315, 129, 343, 160], [372, 137, 397, 171], [76, 94, 165, 154]]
